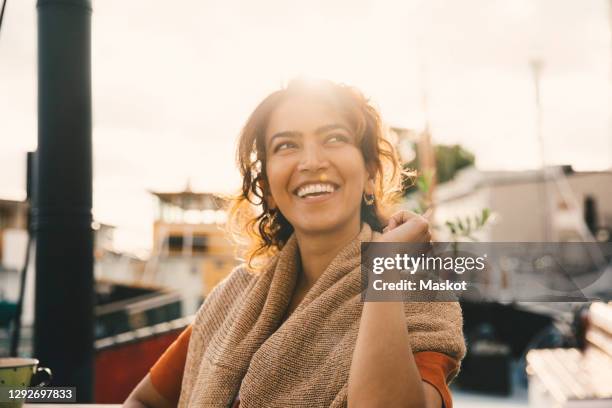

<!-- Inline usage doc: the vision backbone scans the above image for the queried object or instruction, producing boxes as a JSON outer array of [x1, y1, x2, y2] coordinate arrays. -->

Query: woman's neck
[[294, 222, 362, 289]]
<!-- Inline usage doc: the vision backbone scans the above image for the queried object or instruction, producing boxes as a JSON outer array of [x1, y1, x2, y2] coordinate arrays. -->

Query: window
[[167, 235, 184, 253], [192, 235, 208, 254]]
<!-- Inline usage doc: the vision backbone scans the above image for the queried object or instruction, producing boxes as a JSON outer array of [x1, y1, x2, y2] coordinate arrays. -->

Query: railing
[[95, 290, 183, 339]]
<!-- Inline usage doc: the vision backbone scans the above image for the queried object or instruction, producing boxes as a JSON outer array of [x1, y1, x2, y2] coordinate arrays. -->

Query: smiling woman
[[123, 79, 465, 408], [228, 79, 403, 269]]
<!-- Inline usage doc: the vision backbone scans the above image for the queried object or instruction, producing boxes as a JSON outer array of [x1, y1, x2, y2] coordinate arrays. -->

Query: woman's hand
[[376, 210, 432, 244]]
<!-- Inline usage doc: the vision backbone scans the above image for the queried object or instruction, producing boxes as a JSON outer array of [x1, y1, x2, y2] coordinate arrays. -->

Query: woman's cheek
[[266, 162, 291, 202]]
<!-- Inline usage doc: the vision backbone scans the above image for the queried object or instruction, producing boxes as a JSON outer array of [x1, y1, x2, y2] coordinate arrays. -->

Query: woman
[[124, 79, 465, 408]]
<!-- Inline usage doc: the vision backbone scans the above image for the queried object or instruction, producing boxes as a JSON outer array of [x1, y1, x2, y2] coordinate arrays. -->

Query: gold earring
[[363, 192, 375, 206]]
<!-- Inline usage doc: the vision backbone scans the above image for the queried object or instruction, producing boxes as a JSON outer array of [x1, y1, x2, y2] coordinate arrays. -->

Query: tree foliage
[[402, 144, 475, 194]]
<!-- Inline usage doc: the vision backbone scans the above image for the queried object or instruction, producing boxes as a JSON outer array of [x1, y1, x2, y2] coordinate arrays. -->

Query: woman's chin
[[291, 216, 359, 237]]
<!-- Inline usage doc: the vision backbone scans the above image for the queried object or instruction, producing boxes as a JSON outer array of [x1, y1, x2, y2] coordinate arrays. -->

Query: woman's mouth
[[294, 183, 338, 201]]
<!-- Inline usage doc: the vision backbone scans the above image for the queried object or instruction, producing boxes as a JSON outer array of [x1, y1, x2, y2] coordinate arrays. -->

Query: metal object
[[34, 0, 93, 400]]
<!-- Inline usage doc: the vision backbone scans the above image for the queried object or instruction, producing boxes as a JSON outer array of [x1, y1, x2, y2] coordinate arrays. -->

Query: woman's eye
[[326, 134, 349, 144], [274, 142, 296, 152]]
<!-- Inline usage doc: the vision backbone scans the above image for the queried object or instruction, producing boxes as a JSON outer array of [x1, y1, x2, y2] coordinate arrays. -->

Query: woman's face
[[264, 94, 372, 237]]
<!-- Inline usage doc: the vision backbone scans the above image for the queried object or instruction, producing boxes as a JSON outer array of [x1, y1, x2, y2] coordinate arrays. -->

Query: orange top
[[150, 324, 459, 408]]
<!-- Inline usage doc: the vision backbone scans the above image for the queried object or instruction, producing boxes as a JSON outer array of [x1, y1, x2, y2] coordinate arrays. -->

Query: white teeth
[[296, 183, 336, 198]]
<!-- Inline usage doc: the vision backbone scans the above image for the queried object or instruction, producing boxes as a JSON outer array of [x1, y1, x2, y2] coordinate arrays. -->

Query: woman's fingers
[[383, 211, 407, 232], [418, 228, 432, 244], [378, 211, 431, 243], [385, 210, 419, 230], [387, 215, 398, 230]]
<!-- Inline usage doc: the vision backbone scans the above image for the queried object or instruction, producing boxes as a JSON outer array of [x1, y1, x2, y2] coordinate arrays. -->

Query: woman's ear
[[364, 170, 376, 195], [363, 179, 375, 197], [365, 163, 377, 183]]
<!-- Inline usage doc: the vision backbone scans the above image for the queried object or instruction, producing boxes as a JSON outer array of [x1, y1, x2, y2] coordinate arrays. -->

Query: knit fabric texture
[[178, 223, 466, 407]]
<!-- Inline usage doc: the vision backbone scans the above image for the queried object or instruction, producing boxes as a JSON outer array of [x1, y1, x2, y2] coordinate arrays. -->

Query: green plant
[[444, 208, 491, 242], [402, 144, 475, 194], [412, 171, 434, 215]]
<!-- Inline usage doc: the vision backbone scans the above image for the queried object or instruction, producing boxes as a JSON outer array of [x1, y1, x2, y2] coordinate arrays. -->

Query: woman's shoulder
[[192, 264, 257, 323], [222, 263, 258, 287], [207, 263, 257, 302]]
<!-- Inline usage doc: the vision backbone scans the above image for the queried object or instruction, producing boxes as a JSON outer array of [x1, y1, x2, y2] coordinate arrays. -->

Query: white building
[[430, 166, 612, 242]]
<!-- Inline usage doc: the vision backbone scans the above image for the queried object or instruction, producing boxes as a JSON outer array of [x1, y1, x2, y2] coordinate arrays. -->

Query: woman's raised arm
[[348, 211, 443, 408]]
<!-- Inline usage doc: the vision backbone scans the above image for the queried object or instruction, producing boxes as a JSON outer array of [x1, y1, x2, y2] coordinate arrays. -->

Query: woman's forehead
[[265, 95, 353, 139]]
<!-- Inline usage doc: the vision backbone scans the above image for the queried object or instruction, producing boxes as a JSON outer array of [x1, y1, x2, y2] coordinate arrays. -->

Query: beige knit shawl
[[178, 224, 466, 407]]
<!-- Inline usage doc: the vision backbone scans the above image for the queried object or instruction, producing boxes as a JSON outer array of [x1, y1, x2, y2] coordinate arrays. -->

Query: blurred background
[[0, 0, 611, 406]]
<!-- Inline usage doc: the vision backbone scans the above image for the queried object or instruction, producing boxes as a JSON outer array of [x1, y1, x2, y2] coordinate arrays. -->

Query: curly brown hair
[[225, 78, 407, 270]]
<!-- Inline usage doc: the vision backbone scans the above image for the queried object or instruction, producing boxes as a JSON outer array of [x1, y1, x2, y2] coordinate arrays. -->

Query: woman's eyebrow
[[268, 131, 301, 146], [315, 124, 351, 135], [268, 124, 350, 147]]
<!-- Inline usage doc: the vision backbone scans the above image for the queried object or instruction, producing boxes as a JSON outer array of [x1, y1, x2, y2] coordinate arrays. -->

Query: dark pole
[[9, 152, 36, 357], [34, 0, 94, 401]]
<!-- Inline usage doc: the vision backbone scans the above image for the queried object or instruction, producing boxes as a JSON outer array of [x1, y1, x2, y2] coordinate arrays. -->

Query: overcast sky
[[1, 0, 611, 254]]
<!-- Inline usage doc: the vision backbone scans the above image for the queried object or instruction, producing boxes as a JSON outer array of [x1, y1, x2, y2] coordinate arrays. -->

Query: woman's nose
[[297, 142, 329, 172]]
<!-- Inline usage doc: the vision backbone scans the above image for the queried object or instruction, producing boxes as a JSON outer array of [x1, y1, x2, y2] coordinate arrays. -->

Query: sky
[[1, 0, 611, 254]]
